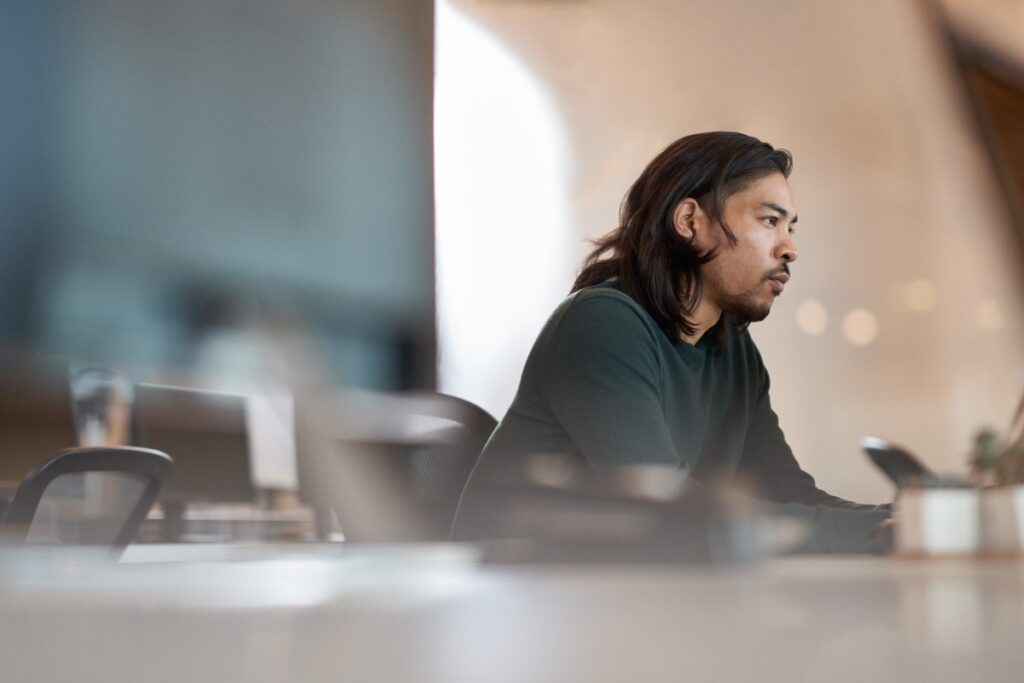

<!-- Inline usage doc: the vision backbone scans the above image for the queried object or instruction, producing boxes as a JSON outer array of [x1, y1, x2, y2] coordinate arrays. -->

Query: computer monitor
[[1, 0, 437, 391], [131, 384, 255, 505], [0, 351, 77, 487]]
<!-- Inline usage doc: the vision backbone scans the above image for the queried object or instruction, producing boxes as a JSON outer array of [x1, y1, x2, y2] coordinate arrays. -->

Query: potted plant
[[974, 396, 1024, 557]]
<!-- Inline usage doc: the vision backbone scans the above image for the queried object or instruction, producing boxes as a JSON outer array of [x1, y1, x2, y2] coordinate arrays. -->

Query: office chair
[[403, 393, 497, 538], [301, 392, 497, 542], [2, 447, 173, 556]]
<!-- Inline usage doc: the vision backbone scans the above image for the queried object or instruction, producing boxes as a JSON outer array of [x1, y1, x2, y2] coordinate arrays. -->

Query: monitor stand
[[160, 501, 185, 542]]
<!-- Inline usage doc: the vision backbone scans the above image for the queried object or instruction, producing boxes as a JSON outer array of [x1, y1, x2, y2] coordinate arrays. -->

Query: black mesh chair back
[[2, 447, 172, 555], [302, 392, 497, 542], [403, 394, 497, 538]]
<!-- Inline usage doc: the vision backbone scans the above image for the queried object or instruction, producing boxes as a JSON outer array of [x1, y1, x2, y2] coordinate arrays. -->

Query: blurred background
[[1, 0, 1022, 509]]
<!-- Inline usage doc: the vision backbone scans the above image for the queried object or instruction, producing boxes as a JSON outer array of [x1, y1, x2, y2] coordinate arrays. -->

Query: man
[[451, 132, 890, 551]]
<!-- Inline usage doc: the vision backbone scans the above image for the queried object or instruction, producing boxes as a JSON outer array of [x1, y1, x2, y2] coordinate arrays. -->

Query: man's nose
[[778, 235, 798, 263]]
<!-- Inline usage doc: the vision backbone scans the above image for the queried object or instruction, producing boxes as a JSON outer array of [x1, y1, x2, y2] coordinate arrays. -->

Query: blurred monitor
[[0, 351, 77, 487], [132, 384, 255, 504], [0, 0, 436, 391]]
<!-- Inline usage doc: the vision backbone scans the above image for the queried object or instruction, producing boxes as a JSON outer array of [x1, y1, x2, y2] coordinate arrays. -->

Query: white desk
[[0, 546, 1022, 682]]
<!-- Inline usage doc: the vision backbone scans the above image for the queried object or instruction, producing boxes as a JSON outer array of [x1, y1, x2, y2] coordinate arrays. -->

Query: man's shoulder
[[530, 284, 668, 383], [565, 282, 642, 307], [553, 284, 660, 335], [529, 284, 669, 364]]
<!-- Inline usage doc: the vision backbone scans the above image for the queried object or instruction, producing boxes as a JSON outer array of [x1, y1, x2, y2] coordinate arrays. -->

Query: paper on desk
[[246, 391, 298, 490]]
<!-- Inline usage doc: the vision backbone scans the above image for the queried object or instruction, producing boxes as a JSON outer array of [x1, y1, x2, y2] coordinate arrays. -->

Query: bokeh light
[[977, 298, 1005, 331], [796, 299, 828, 336], [900, 279, 937, 312], [842, 308, 879, 347]]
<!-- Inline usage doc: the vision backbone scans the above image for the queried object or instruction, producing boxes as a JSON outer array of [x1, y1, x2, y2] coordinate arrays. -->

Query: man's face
[[698, 172, 799, 323]]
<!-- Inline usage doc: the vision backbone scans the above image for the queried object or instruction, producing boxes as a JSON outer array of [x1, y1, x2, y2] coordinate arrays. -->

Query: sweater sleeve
[[736, 345, 867, 507], [543, 294, 683, 468], [736, 346, 891, 553]]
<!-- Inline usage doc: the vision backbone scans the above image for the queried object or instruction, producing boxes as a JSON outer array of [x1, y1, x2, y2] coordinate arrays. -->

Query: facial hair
[[717, 263, 789, 324], [718, 288, 771, 324]]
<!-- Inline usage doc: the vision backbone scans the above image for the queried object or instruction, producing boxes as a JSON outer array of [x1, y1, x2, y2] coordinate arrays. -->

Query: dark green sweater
[[451, 284, 889, 552]]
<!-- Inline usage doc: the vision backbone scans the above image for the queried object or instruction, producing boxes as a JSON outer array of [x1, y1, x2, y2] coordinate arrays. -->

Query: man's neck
[[679, 298, 722, 345]]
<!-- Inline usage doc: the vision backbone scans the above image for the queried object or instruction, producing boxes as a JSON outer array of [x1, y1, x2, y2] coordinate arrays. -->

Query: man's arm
[[736, 354, 891, 553], [737, 384, 876, 509]]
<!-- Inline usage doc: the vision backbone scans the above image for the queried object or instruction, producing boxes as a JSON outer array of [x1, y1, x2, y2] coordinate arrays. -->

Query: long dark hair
[[572, 132, 792, 350]]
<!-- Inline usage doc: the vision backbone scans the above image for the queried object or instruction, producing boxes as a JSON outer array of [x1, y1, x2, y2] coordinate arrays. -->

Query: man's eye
[[787, 226, 796, 236], [763, 216, 778, 227]]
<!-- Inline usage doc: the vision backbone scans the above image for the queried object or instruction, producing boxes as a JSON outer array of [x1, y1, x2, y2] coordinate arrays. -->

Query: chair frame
[[403, 392, 498, 442], [300, 392, 497, 542], [3, 446, 173, 553]]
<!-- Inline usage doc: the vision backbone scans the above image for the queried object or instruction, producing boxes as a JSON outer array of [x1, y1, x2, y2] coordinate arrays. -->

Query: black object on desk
[[861, 436, 941, 489]]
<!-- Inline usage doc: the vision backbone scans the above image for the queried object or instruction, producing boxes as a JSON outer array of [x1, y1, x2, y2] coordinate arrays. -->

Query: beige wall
[[436, 0, 1024, 503]]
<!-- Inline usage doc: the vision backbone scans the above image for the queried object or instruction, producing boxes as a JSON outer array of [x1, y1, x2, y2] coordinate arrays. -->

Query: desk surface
[[1, 545, 1022, 682]]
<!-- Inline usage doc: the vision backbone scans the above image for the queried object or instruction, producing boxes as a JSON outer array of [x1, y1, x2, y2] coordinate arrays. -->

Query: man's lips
[[768, 270, 789, 294]]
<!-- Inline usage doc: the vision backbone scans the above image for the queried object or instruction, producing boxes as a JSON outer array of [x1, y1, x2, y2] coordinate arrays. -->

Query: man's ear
[[672, 198, 706, 243]]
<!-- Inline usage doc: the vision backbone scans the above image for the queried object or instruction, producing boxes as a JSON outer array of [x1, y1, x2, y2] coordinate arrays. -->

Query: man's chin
[[722, 295, 772, 324], [745, 307, 771, 323], [734, 307, 770, 324]]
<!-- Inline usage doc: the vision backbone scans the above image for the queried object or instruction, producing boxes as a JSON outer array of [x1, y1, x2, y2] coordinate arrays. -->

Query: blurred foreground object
[[1, 447, 171, 557], [475, 467, 763, 565], [2, 549, 1024, 682]]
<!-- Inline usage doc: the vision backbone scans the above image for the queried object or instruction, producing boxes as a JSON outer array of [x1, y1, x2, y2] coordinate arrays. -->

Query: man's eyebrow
[[760, 202, 798, 223]]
